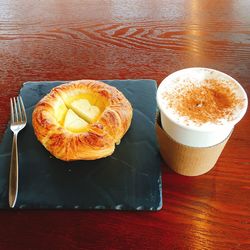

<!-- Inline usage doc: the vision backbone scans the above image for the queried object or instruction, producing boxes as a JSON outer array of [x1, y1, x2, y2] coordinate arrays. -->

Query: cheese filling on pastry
[[70, 99, 100, 123], [55, 97, 101, 133], [63, 108, 88, 133]]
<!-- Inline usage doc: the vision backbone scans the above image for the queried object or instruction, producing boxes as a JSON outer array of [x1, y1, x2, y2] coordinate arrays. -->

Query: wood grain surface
[[0, 0, 249, 249]]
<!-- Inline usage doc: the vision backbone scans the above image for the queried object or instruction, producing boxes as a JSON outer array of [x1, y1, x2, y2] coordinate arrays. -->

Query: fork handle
[[9, 133, 19, 208]]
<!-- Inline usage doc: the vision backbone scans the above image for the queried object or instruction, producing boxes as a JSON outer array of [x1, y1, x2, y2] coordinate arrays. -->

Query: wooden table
[[0, 0, 249, 249]]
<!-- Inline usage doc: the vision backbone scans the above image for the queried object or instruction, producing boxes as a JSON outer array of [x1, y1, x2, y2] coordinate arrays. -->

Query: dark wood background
[[0, 0, 249, 249]]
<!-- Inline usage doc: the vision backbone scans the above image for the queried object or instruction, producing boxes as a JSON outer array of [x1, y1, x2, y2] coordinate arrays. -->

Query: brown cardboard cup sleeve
[[156, 114, 232, 176]]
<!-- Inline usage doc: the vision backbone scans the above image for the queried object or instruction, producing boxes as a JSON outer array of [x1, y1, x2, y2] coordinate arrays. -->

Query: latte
[[157, 68, 248, 147]]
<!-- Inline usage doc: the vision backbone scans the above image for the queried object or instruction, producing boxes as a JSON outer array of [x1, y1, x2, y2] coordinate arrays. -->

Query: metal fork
[[9, 96, 27, 208]]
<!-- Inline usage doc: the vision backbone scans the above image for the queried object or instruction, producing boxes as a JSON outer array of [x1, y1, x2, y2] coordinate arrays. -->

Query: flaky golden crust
[[32, 80, 133, 161]]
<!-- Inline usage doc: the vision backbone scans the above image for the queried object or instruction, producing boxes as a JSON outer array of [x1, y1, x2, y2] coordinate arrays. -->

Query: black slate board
[[0, 80, 162, 210]]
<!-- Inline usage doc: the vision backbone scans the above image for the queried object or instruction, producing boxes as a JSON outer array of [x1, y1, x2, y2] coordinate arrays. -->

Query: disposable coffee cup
[[156, 67, 248, 176]]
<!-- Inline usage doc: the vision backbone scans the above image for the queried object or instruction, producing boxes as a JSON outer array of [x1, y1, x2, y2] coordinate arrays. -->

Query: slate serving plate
[[0, 80, 162, 210]]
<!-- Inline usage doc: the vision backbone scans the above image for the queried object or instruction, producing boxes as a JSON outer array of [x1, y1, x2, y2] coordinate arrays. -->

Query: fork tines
[[10, 96, 26, 124]]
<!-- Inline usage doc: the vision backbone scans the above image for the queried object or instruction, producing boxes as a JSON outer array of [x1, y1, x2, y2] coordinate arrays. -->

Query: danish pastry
[[32, 80, 133, 161]]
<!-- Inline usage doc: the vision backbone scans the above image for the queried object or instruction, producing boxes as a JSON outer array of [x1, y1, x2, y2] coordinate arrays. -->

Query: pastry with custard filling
[[32, 80, 133, 161]]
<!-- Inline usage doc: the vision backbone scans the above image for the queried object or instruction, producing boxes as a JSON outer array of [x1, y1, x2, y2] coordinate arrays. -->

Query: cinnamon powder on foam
[[163, 79, 243, 125]]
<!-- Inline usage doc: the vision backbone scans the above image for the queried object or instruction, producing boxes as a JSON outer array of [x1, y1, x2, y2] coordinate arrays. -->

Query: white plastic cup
[[157, 68, 248, 147]]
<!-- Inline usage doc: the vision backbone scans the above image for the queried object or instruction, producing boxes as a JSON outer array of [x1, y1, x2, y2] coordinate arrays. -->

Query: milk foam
[[158, 68, 247, 131]]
